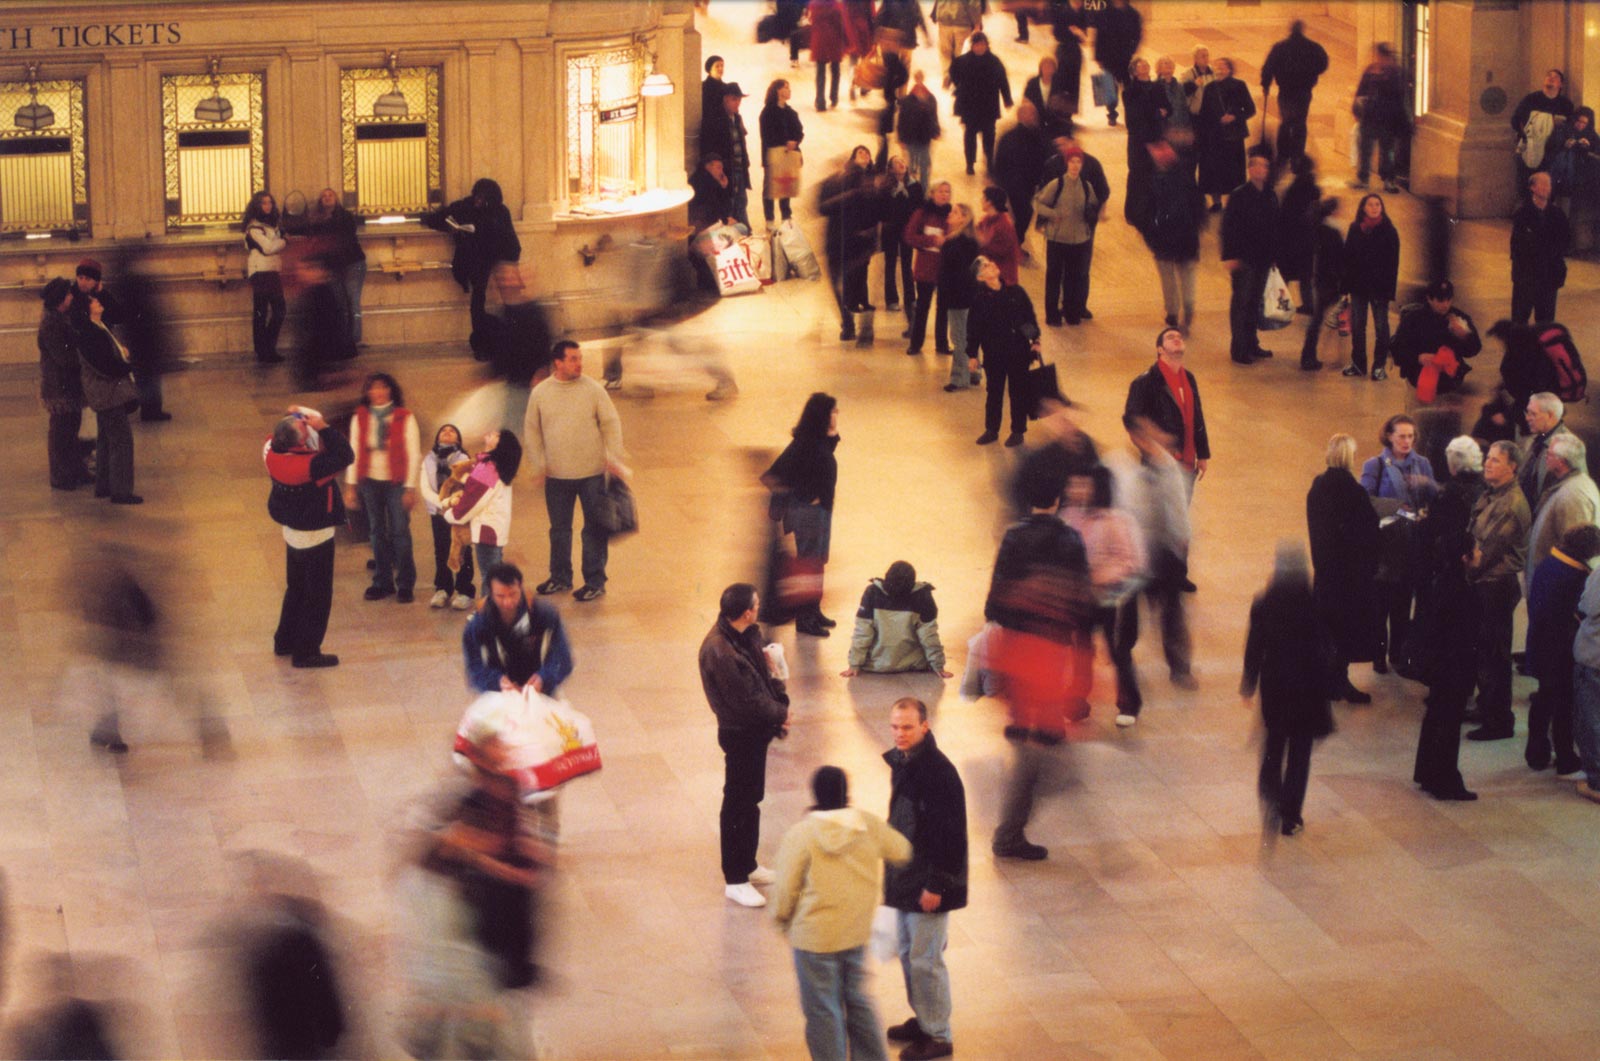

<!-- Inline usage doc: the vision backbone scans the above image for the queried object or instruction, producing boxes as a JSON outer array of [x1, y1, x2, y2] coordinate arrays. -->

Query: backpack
[[1537, 324, 1586, 403], [1519, 110, 1556, 169]]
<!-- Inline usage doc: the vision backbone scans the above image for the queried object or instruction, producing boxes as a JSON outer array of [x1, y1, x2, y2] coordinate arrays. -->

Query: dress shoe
[[1179, 577, 1197, 593], [975, 431, 999, 445], [1253, 348, 1274, 359], [1526, 743, 1552, 772], [900, 1038, 954, 1061], [993, 840, 1047, 861], [1466, 724, 1514, 742], [816, 613, 837, 628], [724, 882, 766, 907], [292, 653, 340, 668], [1232, 354, 1257, 366], [1003, 432, 1025, 448], [94, 487, 111, 499], [839, 328, 856, 342], [943, 384, 963, 393], [886, 1017, 927, 1043], [1428, 787, 1478, 801], [1045, 316, 1062, 327], [140, 411, 173, 422], [90, 731, 129, 754], [396, 588, 415, 604], [1064, 315, 1081, 326], [110, 494, 143, 505], [364, 585, 394, 601], [1300, 359, 1323, 371], [1079, 309, 1093, 320], [796, 618, 830, 637]]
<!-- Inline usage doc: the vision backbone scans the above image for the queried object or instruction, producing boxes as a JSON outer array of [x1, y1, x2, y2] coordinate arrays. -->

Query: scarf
[[371, 402, 394, 447], [1359, 214, 1382, 234], [1155, 359, 1198, 471], [432, 443, 463, 487]]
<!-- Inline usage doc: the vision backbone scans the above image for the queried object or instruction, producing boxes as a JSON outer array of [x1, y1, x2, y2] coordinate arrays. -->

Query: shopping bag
[[452, 687, 602, 801], [770, 228, 791, 281], [741, 235, 773, 284], [713, 242, 762, 297], [870, 905, 898, 962], [777, 221, 822, 280], [1258, 266, 1294, 330], [854, 48, 886, 92], [1091, 69, 1117, 109], [764, 146, 804, 200]]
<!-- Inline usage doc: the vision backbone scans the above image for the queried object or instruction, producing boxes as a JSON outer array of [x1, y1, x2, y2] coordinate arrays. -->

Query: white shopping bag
[[714, 242, 762, 297], [1258, 266, 1294, 330], [452, 686, 602, 802]]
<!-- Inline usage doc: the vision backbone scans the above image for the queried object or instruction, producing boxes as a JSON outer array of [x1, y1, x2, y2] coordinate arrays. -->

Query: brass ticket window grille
[[162, 68, 264, 229], [565, 47, 645, 202], [0, 71, 88, 234], [340, 60, 440, 216]]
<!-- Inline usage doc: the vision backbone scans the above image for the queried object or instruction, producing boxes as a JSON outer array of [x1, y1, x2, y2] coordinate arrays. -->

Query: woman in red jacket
[[809, 0, 853, 111], [977, 187, 1022, 286], [903, 180, 953, 355]]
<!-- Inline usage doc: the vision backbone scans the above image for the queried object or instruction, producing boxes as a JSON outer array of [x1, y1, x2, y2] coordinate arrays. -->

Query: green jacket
[[848, 579, 947, 672]]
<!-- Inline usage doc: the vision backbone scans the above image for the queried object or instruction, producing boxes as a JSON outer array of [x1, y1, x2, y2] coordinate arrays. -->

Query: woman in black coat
[[967, 256, 1041, 449], [1339, 193, 1401, 380], [1412, 529, 1481, 800], [75, 295, 140, 504], [1277, 156, 1321, 312], [1242, 543, 1336, 836], [1306, 433, 1381, 702], [422, 178, 521, 354], [878, 153, 923, 316], [1197, 58, 1254, 207], [763, 393, 842, 638], [758, 78, 805, 225]]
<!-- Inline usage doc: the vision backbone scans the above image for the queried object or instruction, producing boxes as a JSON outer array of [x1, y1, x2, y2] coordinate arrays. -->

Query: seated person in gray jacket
[[840, 561, 953, 677]]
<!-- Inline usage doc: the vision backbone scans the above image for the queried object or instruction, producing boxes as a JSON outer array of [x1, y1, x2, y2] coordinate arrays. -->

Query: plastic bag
[[452, 687, 601, 801], [1258, 266, 1294, 330]]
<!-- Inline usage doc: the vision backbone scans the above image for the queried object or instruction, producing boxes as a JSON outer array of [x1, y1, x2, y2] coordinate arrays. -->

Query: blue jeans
[[896, 911, 951, 1043], [473, 542, 503, 597], [340, 259, 367, 345], [358, 479, 415, 593], [545, 474, 608, 589], [1357, 124, 1398, 184], [905, 143, 932, 187], [946, 309, 973, 386], [1572, 663, 1600, 784], [793, 946, 888, 1061]]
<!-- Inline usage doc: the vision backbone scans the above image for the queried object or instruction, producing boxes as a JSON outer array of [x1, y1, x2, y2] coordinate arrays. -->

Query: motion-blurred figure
[[290, 255, 357, 392]]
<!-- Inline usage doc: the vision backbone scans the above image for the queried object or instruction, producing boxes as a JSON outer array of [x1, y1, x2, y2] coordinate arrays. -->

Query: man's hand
[[499, 676, 519, 692], [402, 487, 417, 512], [919, 890, 941, 913], [1419, 352, 1436, 367], [344, 485, 360, 509], [1195, 458, 1209, 480], [840, 667, 859, 677], [290, 405, 327, 431], [529, 676, 543, 693], [1447, 315, 1469, 338], [1222, 259, 1241, 273]]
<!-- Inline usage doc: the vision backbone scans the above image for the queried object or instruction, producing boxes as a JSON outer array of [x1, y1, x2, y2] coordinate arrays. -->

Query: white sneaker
[[450, 593, 474, 611], [725, 882, 767, 907], [429, 589, 450, 609], [748, 865, 776, 885], [1115, 713, 1137, 728]]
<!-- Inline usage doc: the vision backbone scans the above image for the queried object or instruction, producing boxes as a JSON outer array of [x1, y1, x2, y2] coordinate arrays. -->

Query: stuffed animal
[[437, 459, 476, 572]]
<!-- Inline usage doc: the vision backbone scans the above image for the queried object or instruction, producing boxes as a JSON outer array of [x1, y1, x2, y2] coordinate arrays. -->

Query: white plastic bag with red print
[[714, 242, 762, 297], [741, 235, 773, 284], [452, 686, 602, 803]]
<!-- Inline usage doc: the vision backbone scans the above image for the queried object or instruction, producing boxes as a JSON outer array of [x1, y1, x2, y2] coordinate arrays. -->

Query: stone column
[[1410, 0, 1523, 218], [516, 35, 555, 225], [284, 48, 329, 198], [104, 57, 149, 239], [462, 41, 502, 206]]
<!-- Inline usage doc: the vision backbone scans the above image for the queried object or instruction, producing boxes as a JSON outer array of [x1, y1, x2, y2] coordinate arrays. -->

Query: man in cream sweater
[[523, 340, 625, 602]]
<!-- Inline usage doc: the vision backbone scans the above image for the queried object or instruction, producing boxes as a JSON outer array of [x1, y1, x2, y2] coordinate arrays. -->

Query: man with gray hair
[[1466, 440, 1532, 741], [264, 405, 353, 668], [1525, 433, 1600, 594], [1519, 392, 1576, 505]]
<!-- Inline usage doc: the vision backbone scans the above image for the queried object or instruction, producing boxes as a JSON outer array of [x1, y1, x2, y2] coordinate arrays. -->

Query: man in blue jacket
[[462, 561, 573, 695]]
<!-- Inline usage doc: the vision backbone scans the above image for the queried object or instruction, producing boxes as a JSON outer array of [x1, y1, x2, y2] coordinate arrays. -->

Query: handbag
[[1024, 356, 1064, 419], [80, 362, 137, 412], [1091, 69, 1117, 109], [593, 474, 639, 538]]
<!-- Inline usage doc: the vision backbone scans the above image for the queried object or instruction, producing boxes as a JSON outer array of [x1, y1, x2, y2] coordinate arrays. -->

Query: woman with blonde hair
[[1306, 433, 1382, 703]]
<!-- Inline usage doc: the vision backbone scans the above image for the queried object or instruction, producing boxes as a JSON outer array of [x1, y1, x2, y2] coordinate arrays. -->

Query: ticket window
[[0, 75, 88, 234]]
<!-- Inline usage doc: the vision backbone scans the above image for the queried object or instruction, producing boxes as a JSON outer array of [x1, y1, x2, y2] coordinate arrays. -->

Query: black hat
[[1425, 279, 1455, 301], [705, 55, 724, 74], [811, 766, 849, 811], [722, 82, 750, 99], [40, 277, 73, 306]]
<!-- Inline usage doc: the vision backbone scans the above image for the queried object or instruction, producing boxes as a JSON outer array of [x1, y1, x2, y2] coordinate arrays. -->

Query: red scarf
[[1358, 213, 1382, 233], [1155, 359, 1197, 471]]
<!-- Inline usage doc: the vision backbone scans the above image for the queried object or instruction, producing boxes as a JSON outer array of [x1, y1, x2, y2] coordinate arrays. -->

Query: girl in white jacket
[[243, 190, 287, 363], [444, 429, 520, 594]]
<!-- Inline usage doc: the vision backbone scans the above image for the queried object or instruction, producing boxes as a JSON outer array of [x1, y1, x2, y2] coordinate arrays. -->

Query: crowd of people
[[26, 4, 1600, 1059]]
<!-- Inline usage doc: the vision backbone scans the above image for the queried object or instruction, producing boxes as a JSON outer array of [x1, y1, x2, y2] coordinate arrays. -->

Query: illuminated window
[[340, 61, 441, 216], [0, 71, 87, 234], [566, 47, 645, 202], [1411, 2, 1432, 119], [161, 68, 264, 228]]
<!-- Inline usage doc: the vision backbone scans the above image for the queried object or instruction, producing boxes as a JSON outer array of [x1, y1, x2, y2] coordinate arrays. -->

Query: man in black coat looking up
[[1221, 149, 1279, 365], [1509, 171, 1569, 325], [948, 32, 1012, 175], [1260, 19, 1329, 165]]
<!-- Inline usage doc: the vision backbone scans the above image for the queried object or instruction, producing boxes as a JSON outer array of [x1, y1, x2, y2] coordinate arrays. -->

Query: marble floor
[[2, 8, 1599, 1060]]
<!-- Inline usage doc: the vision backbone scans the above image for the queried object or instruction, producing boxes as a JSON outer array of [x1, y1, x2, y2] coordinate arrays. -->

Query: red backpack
[[1537, 324, 1587, 403]]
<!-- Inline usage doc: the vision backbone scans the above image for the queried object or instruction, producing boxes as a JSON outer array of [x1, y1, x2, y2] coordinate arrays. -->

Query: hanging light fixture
[[372, 51, 409, 117], [193, 57, 233, 123], [13, 64, 55, 131], [639, 40, 675, 97]]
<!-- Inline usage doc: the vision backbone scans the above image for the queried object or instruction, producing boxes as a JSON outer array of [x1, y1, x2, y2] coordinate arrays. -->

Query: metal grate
[[340, 65, 440, 216], [162, 71, 264, 227], [0, 78, 86, 232], [565, 47, 644, 202]]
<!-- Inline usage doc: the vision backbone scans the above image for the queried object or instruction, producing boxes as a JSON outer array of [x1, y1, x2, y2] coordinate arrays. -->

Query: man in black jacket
[[701, 83, 753, 229], [699, 583, 791, 908], [1094, 0, 1142, 126], [38, 278, 90, 491], [265, 406, 354, 668], [1124, 327, 1211, 488], [1260, 20, 1329, 164], [1510, 172, 1570, 325], [1221, 150, 1279, 364], [883, 697, 966, 1061], [1391, 279, 1482, 393], [947, 32, 1011, 175]]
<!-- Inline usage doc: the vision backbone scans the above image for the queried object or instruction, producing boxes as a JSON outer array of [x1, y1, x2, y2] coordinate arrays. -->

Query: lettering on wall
[[1, 23, 183, 50]]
